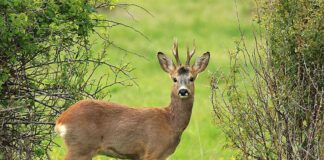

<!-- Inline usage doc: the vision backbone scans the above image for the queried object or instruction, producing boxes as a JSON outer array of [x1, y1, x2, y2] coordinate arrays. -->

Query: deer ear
[[157, 52, 175, 73], [192, 52, 210, 73]]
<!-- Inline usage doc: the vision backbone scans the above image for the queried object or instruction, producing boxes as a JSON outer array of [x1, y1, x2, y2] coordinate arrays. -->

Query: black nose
[[178, 89, 189, 96]]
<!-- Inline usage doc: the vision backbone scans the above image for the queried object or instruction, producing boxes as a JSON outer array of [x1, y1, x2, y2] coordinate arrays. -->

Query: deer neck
[[168, 94, 194, 133]]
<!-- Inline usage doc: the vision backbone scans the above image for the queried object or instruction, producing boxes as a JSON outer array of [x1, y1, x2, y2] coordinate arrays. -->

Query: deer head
[[157, 40, 210, 99]]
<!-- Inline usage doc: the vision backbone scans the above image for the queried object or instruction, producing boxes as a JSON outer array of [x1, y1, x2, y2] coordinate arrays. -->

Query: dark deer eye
[[173, 78, 177, 83], [189, 77, 194, 82]]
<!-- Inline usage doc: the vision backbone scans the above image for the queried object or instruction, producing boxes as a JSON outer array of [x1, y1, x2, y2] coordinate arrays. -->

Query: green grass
[[50, 0, 254, 159]]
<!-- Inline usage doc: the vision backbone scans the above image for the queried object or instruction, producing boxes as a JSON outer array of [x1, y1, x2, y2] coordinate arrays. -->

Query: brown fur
[[55, 46, 210, 160], [56, 97, 193, 160]]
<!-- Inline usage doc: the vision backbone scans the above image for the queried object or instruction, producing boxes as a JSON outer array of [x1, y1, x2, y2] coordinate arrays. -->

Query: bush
[[0, 0, 134, 159], [211, 0, 323, 159]]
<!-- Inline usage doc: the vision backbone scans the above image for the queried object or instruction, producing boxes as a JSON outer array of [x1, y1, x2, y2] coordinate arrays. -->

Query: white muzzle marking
[[178, 86, 189, 98]]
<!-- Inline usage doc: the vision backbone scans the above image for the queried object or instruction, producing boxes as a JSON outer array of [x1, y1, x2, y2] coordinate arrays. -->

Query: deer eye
[[173, 77, 177, 83], [189, 77, 194, 82]]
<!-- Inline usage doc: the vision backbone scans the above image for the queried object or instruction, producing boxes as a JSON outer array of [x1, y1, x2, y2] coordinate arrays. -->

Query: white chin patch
[[179, 96, 189, 99]]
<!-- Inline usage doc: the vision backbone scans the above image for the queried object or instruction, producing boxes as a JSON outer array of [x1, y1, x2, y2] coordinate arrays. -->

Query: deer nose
[[178, 89, 189, 97]]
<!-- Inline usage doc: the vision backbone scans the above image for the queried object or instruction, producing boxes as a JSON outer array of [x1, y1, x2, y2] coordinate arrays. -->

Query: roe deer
[[55, 41, 210, 160]]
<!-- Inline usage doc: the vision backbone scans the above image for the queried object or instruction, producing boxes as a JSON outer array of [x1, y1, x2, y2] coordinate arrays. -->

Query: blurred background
[[50, 0, 254, 159]]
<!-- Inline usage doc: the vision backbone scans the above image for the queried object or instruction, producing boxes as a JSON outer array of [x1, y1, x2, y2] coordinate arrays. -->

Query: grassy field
[[50, 0, 254, 159]]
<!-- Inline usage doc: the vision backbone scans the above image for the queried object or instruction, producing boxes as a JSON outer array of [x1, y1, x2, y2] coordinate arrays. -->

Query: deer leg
[[64, 150, 92, 160], [141, 152, 167, 160], [142, 158, 166, 160], [64, 143, 96, 160]]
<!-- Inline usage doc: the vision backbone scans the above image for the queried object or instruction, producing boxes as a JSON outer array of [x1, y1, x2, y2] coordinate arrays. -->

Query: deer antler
[[186, 41, 195, 65], [172, 40, 181, 65]]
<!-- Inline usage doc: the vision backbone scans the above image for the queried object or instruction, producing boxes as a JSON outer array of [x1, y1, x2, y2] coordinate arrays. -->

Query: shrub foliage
[[0, 0, 134, 159], [211, 0, 323, 159]]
